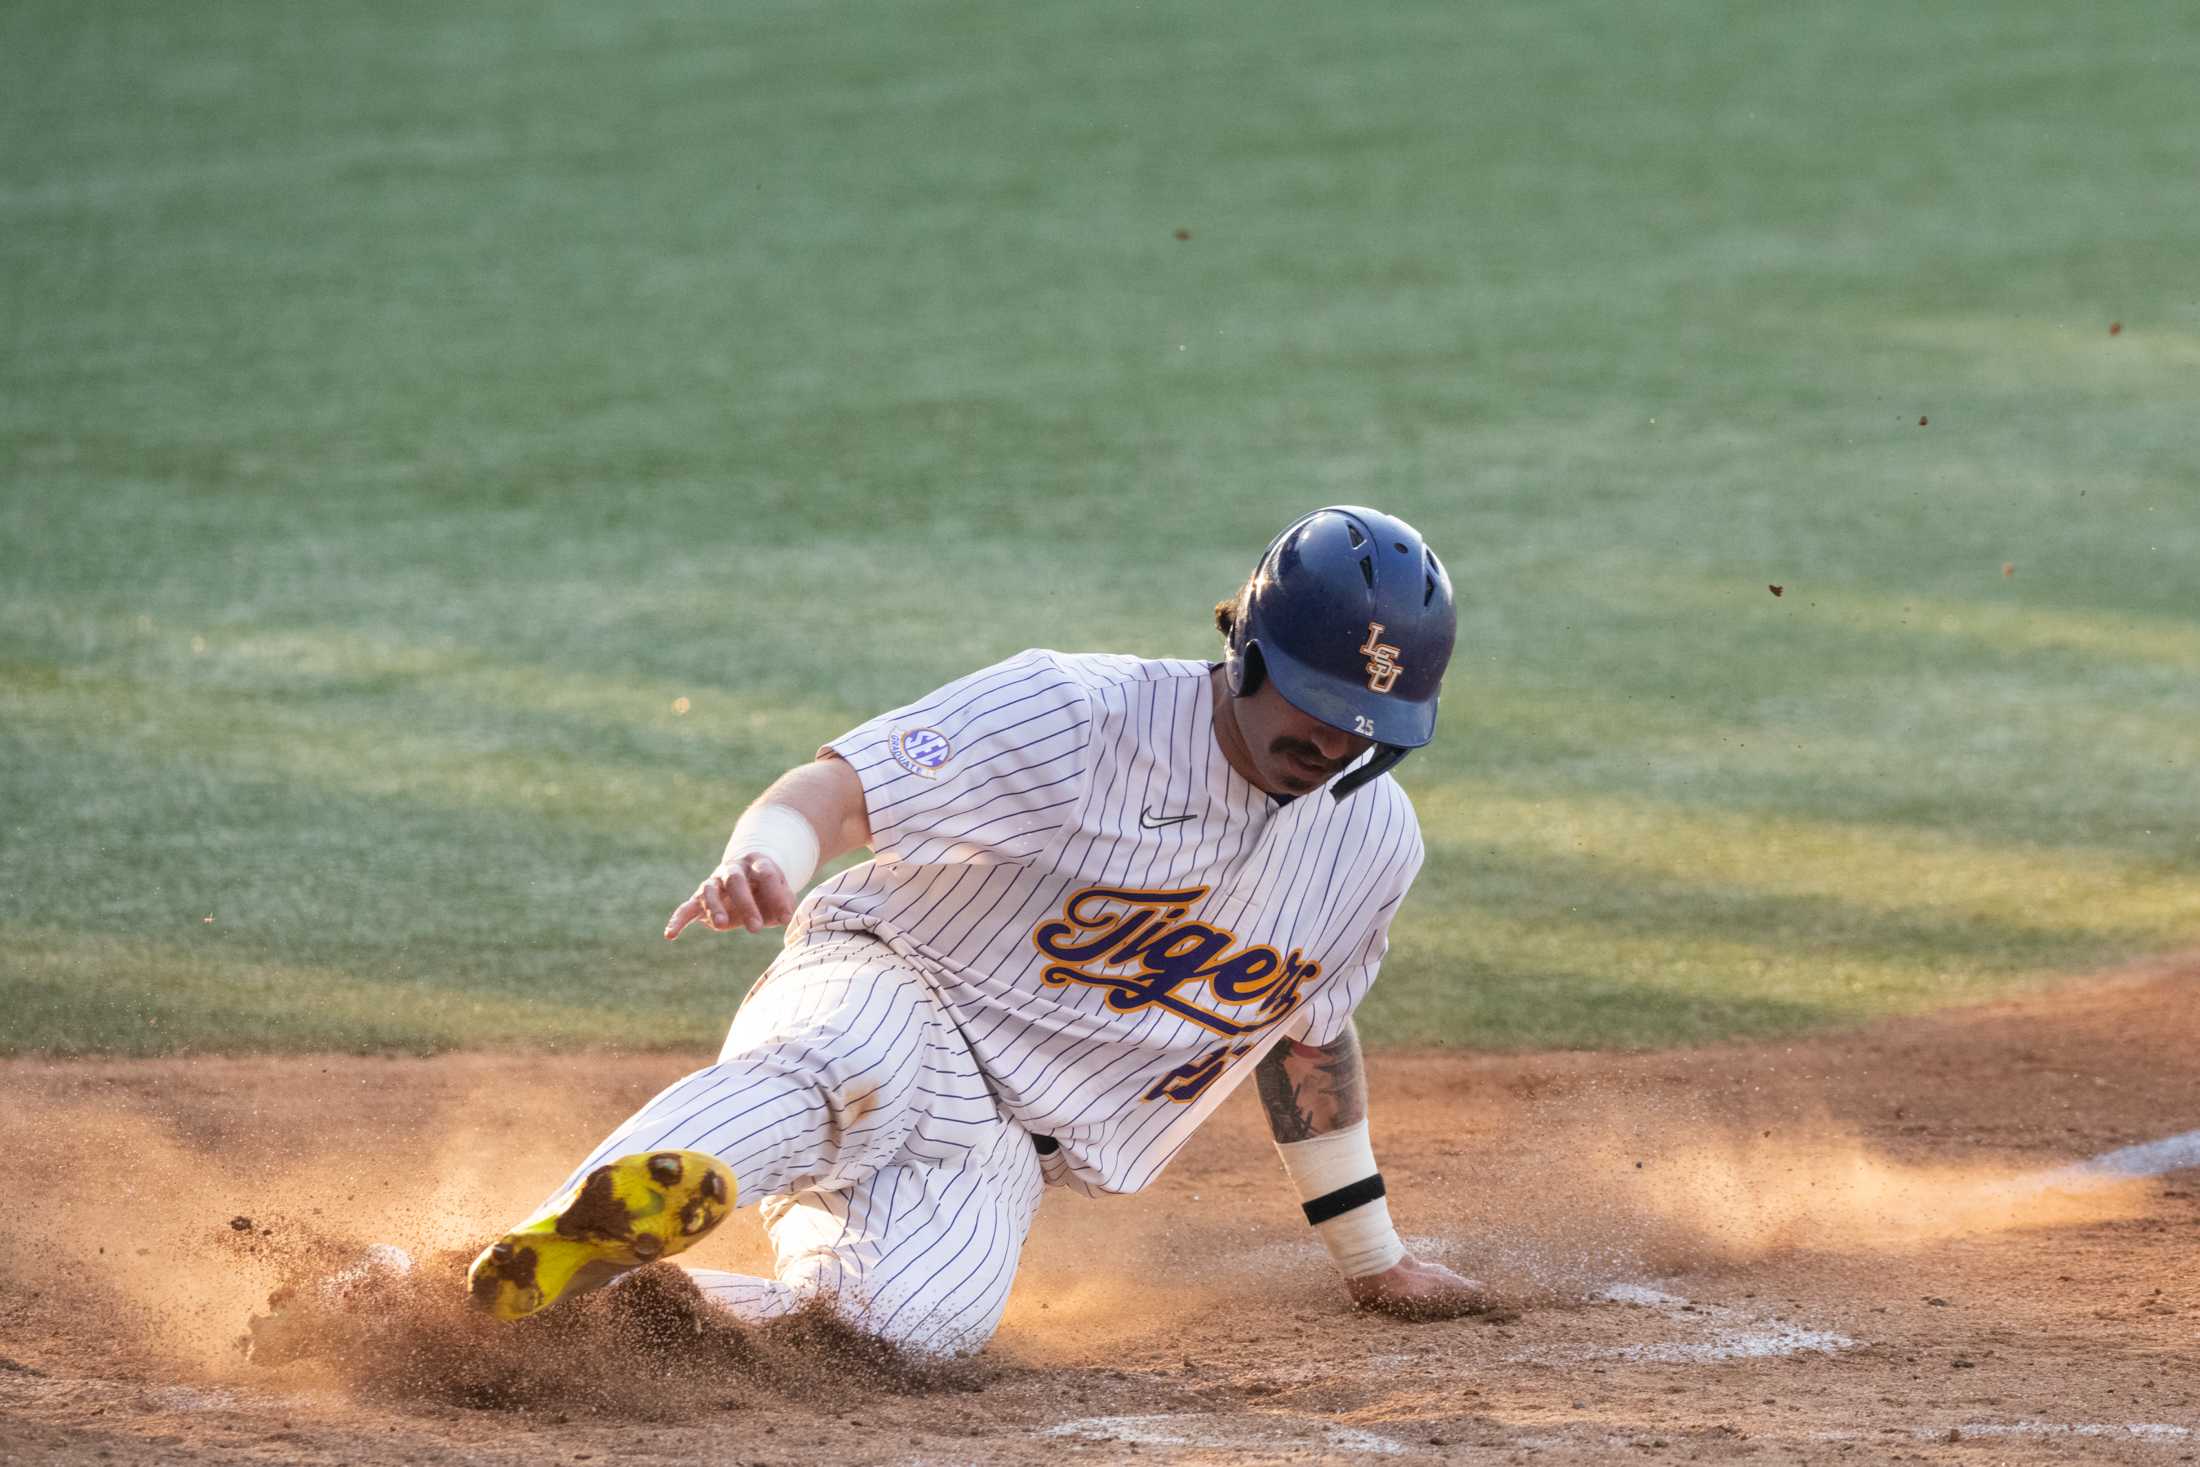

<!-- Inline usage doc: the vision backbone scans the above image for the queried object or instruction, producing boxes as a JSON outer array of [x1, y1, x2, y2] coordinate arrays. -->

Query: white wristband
[[724, 803, 821, 893], [1274, 1119, 1407, 1279]]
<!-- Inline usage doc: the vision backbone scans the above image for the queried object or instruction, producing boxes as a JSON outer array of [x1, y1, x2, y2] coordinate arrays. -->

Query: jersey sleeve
[[1293, 812, 1424, 1047], [823, 649, 1095, 867]]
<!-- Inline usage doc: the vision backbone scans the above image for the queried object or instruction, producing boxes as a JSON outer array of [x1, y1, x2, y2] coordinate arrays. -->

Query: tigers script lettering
[[1030, 884, 1320, 1037]]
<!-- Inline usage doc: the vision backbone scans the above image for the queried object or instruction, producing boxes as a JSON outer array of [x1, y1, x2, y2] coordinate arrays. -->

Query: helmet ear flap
[[1227, 639, 1266, 698]]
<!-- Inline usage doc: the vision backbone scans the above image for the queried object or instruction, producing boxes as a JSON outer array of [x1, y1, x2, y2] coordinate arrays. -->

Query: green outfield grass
[[4, 0, 2195, 1054]]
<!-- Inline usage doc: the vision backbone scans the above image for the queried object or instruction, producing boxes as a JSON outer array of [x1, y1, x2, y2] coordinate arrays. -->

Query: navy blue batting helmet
[[1223, 506, 1456, 798]]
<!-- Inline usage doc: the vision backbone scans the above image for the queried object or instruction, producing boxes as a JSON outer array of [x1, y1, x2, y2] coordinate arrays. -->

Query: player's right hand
[[1345, 1253, 1502, 1321], [664, 854, 796, 939]]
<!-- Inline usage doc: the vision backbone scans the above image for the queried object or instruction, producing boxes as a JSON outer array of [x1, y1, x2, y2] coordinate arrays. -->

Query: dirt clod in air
[[240, 1244, 978, 1418]]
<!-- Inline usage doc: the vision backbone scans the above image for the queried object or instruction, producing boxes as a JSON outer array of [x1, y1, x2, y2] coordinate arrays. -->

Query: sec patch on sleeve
[[890, 726, 954, 778]]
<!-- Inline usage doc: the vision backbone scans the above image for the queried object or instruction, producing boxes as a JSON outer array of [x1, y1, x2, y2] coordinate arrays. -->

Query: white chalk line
[[1044, 1412, 1406, 1456], [1815, 1424, 2194, 1443], [1504, 1282, 1857, 1367], [1943, 1424, 2193, 1441]]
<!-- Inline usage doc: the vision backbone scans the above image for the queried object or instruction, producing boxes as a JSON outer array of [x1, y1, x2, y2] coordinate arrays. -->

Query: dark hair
[[1214, 579, 1250, 642]]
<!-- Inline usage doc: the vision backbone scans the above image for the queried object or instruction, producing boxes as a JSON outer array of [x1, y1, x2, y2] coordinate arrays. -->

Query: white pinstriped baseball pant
[[550, 935, 1045, 1356]]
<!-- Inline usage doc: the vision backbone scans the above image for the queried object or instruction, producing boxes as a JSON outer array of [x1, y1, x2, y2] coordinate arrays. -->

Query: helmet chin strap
[[1330, 744, 1408, 800]]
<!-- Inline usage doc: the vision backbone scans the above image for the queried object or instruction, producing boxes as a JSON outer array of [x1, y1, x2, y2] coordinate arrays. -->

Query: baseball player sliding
[[467, 506, 1487, 1354]]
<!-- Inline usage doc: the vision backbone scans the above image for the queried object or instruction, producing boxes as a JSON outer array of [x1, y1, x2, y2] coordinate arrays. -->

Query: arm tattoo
[[1255, 1021, 1369, 1143], [1254, 1044, 1313, 1142]]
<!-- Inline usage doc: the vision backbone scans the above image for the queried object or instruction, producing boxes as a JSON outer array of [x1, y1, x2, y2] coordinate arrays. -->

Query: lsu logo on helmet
[[1358, 622, 1404, 694]]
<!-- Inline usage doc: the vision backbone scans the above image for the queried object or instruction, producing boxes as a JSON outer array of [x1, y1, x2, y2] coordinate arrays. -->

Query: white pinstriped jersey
[[785, 649, 1425, 1197]]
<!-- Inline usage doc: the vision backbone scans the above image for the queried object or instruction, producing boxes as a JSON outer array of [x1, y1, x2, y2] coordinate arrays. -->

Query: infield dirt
[[2, 959, 2195, 1465]]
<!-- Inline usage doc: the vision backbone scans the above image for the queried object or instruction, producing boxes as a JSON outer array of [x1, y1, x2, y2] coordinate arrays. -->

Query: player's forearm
[[725, 753, 873, 873], [1254, 1022, 1369, 1142], [670, 755, 874, 939], [1261, 1021, 1406, 1279]]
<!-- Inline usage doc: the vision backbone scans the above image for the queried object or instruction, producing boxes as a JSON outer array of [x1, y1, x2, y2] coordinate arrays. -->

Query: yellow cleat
[[466, 1149, 736, 1321]]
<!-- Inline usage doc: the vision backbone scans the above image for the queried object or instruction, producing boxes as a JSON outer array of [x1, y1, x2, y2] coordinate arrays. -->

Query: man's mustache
[[1269, 738, 1342, 771]]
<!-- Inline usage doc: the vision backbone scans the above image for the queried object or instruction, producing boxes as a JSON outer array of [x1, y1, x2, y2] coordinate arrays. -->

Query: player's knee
[[698, 1045, 925, 1153]]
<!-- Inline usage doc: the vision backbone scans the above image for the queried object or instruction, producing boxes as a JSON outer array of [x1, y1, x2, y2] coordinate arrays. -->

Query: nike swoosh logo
[[1140, 806, 1196, 829]]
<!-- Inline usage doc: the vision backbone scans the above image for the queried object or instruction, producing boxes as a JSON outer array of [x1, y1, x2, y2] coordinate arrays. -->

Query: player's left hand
[[1345, 1253, 1497, 1321]]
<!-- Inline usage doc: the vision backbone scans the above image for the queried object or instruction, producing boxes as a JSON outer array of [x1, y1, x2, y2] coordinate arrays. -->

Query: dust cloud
[[1398, 1093, 2156, 1303], [0, 1074, 977, 1417], [0, 1052, 2167, 1419]]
